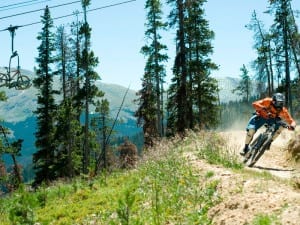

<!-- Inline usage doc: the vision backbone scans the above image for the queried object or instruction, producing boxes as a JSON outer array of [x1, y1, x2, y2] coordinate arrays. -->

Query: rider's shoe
[[265, 142, 272, 150], [240, 145, 249, 156]]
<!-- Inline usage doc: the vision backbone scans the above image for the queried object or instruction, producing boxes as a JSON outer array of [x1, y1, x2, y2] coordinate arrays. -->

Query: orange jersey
[[252, 97, 296, 127]]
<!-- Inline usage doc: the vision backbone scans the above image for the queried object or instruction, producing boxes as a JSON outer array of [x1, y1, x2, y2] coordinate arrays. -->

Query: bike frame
[[8, 51, 19, 79], [244, 120, 288, 167], [0, 51, 31, 90], [0, 25, 31, 90]]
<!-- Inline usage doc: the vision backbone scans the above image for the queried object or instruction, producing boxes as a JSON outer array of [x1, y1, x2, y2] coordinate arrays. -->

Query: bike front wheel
[[244, 133, 267, 167], [248, 138, 271, 167]]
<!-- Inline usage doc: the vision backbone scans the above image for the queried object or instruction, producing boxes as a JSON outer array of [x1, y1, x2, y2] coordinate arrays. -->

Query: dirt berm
[[186, 128, 300, 225]]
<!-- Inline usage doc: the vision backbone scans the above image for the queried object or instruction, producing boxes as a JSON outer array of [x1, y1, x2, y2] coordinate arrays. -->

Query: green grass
[[189, 131, 244, 170], [0, 135, 221, 225], [3, 130, 290, 224], [252, 213, 280, 225]]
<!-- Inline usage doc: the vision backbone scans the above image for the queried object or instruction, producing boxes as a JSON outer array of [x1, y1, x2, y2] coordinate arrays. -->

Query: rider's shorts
[[246, 115, 280, 131]]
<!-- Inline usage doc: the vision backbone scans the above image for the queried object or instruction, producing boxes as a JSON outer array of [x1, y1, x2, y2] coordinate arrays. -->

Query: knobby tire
[[246, 134, 268, 167], [248, 139, 271, 167]]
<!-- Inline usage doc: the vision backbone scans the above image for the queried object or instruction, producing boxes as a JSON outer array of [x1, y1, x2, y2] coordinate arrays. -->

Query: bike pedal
[[239, 151, 246, 156], [244, 152, 251, 159]]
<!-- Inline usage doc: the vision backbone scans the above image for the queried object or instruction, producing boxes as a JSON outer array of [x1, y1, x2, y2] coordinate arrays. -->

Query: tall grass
[[0, 131, 223, 225], [192, 131, 244, 170]]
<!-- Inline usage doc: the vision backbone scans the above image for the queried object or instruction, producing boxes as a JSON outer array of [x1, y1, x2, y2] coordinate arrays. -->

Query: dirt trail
[[186, 128, 300, 225], [222, 129, 300, 179]]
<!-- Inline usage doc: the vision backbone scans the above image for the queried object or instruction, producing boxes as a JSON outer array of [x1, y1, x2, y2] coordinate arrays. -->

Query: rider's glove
[[267, 112, 272, 118]]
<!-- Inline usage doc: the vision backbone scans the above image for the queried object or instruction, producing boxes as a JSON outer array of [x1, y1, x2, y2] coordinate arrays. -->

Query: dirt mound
[[189, 129, 300, 224], [287, 131, 300, 162], [186, 144, 300, 225], [208, 177, 300, 225], [221, 128, 300, 173]]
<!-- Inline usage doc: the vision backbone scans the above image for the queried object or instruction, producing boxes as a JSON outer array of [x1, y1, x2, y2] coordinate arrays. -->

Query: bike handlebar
[[264, 119, 294, 130], [276, 120, 295, 130]]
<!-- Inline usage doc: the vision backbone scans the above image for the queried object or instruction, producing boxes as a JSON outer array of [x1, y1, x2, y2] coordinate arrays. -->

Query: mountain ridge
[[0, 67, 243, 123], [0, 68, 138, 123]]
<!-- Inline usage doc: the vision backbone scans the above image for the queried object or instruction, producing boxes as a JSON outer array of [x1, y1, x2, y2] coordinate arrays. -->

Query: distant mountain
[[0, 68, 141, 174], [0, 68, 138, 123], [215, 76, 242, 103]]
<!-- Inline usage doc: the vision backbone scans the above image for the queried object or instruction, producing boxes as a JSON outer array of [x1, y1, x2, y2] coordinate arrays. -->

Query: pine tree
[[55, 23, 82, 177], [268, 0, 295, 113], [195, 77, 219, 128], [167, 0, 189, 134], [185, 0, 219, 129], [0, 125, 23, 191], [232, 65, 252, 103], [32, 6, 57, 186], [80, 0, 104, 174], [135, 74, 157, 146], [55, 25, 69, 100], [167, 0, 219, 133], [53, 25, 83, 178], [0, 93, 7, 176], [247, 11, 274, 96], [136, 0, 168, 146], [54, 100, 82, 178], [69, 13, 84, 121], [91, 99, 112, 172]]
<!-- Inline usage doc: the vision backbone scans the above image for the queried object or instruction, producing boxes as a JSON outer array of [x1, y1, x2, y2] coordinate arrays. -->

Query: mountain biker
[[240, 93, 296, 156]]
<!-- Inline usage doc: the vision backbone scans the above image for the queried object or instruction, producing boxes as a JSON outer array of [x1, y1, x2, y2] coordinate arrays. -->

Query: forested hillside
[[0, 69, 143, 180], [0, 68, 244, 165]]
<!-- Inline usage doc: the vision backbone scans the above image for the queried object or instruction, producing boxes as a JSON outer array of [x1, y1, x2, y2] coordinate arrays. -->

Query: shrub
[[118, 140, 138, 169]]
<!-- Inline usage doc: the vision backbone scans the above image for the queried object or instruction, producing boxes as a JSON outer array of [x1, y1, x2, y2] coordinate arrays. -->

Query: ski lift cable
[[0, 0, 81, 20], [0, 0, 51, 13], [0, 0, 50, 11], [0, 0, 137, 31]]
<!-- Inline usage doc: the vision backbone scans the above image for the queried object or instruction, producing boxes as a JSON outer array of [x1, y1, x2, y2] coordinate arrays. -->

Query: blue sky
[[0, 0, 299, 90]]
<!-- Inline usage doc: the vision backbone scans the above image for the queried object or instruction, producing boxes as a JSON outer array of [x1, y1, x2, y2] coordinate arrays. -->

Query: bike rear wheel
[[16, 74, 31, 90], [0, 72, 8, 87]]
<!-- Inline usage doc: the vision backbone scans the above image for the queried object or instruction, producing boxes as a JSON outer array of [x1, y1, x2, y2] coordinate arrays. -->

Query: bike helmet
[[272, 93, 285, 109]]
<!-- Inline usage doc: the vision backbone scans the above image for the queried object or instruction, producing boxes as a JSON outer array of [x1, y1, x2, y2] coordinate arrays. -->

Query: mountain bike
[[0, 51, 31, 90], [243, 119, 292, 167]]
